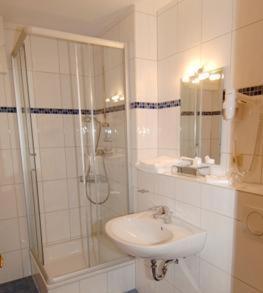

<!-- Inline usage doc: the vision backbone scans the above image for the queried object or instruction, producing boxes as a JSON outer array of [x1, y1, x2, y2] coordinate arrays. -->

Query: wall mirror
[[180, 68, 224, 164]]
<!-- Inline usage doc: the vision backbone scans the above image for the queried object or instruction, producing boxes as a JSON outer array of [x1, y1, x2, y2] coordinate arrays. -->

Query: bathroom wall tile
[[42, 179, 69, 212], [158, 45, 201, 100], [201, 33, 231, 71], [50, 282, 80, 293], [202, 0, 233, 41], [175, 178, 201, 207], [33, 72, 61, 108], [200, 210, 235, 273], [107, 264, 135, 293], [130, 109, 158, 149], [135, 59, 157, 101], [37, 115, 65, 148], [233, 0, 263, 29], [67, 178, 82, 208], [137, 170, 157, 193], [58, 40, 71, 74], [154, 194, 177, 214], [11, 149, 23, 184], [65, 147, 82, 179], [79, 273, 107, 293], [0, 113, 11, 149], [0, 149, 14, 185], [19, 217, 29, 249], [158, 4, 178, 60], [201, 184, 237, 218], [233, 21, 263, 89], [40, 148, 67, 181], [15, 184, 26, 217], [158, 107, 180, 151], [0, 250, 23, 284], [175, 201, 201, 226], [119, 12, 135, 60], [31, 36, 59, 73], [167, 255, 200, 293], [8, 113, 20, 149], [135, 12, 157, 60], [155, 174, 177, 198], [177, 0, 202, 51], [0, 218, 20, 252], [0, 185, 17, 220], [21, 249, 31, 277], [200, 259, 232, 293], [45, 210, 70, 243], [69, 208, 81, 239]]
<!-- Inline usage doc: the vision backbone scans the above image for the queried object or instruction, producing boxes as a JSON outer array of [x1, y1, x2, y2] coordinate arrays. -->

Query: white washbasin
[[105, 211, 206, 259]]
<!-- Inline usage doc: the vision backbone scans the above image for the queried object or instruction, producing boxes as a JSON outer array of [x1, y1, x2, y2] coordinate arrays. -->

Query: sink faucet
[[150, 205, 172, 224]]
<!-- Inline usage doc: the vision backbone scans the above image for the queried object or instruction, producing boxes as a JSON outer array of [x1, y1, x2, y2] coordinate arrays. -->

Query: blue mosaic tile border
[[0, 99, 181, 114], [130, 99, 181, 109], [181, 110, 222, 116], [0, 106, 17, 113], [238, 85, 263, 96]]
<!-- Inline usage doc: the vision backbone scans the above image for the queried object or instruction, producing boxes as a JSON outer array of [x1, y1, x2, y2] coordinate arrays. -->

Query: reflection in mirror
[[180, 68, 224, 164]]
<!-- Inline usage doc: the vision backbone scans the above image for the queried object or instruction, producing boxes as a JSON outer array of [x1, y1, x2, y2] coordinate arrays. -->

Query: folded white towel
[[136, 156, 179, 174]]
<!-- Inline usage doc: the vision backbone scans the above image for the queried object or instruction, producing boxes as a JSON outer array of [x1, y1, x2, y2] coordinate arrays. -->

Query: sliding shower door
[[13, 32, 129, 276], [13, 45, 44, 265], [75, 43, 129, 266]]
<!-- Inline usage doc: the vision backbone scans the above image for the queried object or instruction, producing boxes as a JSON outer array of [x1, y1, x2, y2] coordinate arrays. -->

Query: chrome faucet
[[150, 205, 173, 224]]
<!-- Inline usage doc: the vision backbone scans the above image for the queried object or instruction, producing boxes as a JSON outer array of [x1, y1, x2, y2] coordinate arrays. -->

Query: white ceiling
[[0, 0, 170, 36]]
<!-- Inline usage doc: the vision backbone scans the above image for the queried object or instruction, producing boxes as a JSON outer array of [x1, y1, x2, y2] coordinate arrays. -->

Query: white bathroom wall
[[157, 0, 233, 167], [0, 22, 31, 284], [135, 170, 263, 293]]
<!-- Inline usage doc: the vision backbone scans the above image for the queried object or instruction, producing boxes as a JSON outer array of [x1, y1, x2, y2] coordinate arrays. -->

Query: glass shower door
[[12, 45, 44, 265]]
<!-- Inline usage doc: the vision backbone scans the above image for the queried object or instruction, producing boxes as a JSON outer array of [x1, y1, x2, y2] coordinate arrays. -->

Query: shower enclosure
[[11, 27, 131, 283]]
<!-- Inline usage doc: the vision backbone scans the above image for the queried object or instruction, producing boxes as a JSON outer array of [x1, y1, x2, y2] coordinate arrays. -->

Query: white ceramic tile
[[37, 115, 64, 148], [0, 113, 11, 149], [202, 0, 233, 41], [233, 0, 263, 29], [45, 210, 70, 243], [177, 0, 202, 51], [50, 282, 80, 293], [19, 217, 29, 249], [175, 201, 201, 226], [201, 184, 237, 218], [119, 12, 135, 60], [58, 40, 71, 74], [130, 109, 158, 149], [8, 113, 20, 149], [69, 208, 81, 239], [135, 12, 157, 60], [0, 250, 23, 284], [155, 174, 176, 198], [233, 21, 263, 89], [0, 149, 14, 185], [135, 59, 157, 101], [167, 256, 200, 293], [40, 148, 67, 181], [158, 3, 178, 60], [0, 218, 20, 252], [33, 72, 61, 108], [79, 273, 107, 293], [107, 264, 135, 293], [200, 210, 235, 273], [15, 184, 26, 217], [158, 46, 201, 100], [43, 179, 69, 212], [201, 33, 231, 71], [65, 147, 82, 179], [158, 107, 180, 151], [21, 249, 31, 277], [0, 185, 17, 219], [31, 36, 59, 73], [137, 170, 157, 193], [175, 178, 201, 207], [200, 259, 232, 293], [11, 149, 23, 184]]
